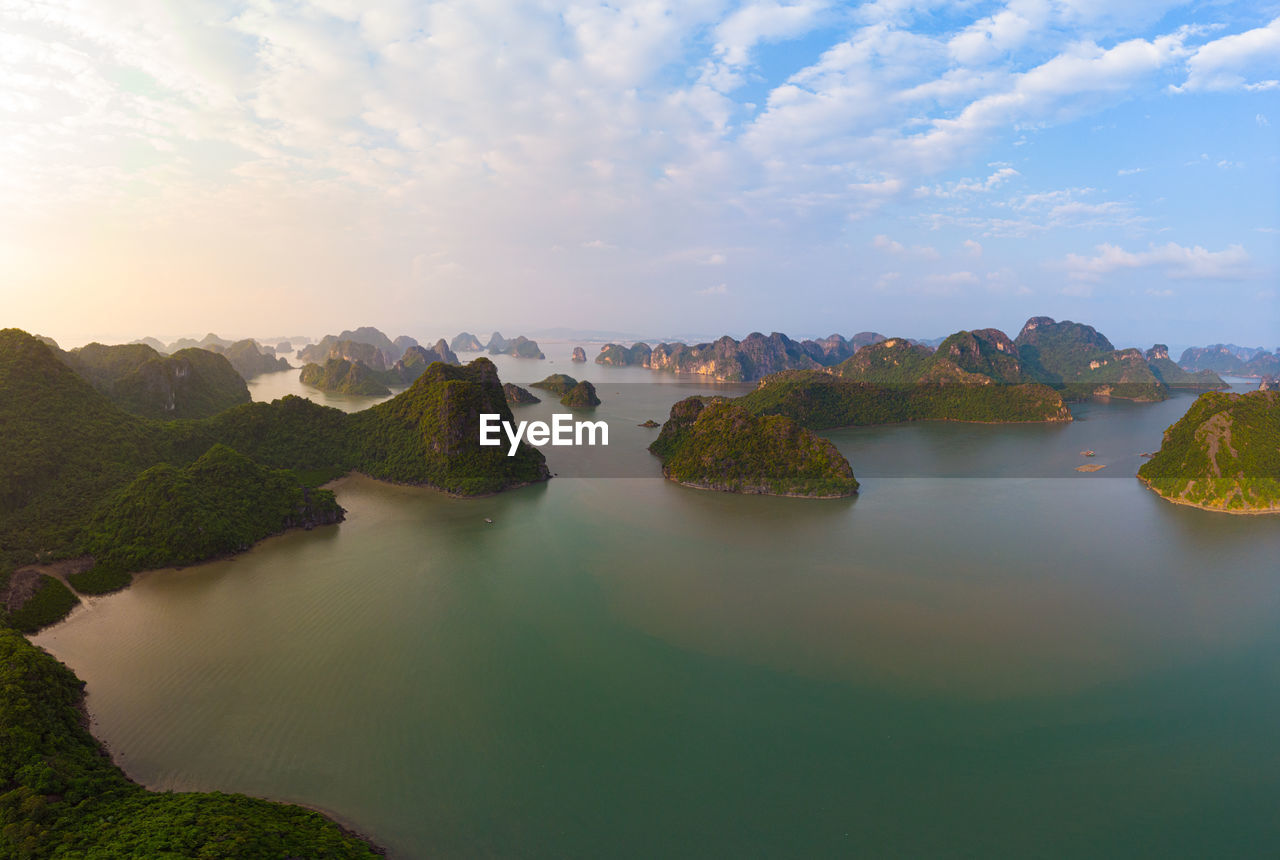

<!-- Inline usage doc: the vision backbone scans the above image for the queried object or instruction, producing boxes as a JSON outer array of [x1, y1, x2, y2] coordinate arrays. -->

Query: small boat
[[484, 517, 493, 524], [1080, 450, 1096, 457]]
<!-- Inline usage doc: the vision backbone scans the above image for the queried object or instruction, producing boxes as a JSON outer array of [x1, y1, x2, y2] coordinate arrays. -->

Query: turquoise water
[[35, 352, 1280, 857]]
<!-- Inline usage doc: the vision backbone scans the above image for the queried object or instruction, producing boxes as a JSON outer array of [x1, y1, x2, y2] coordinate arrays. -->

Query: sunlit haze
[[2, 0, 1277, 348]]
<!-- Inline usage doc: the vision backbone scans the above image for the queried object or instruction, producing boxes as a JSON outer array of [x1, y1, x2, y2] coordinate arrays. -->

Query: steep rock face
[[488, 335, 545, 358], [571, 346, 587, 362], [299, 327, 417, 367], [223, 339, 291, 379], [799, 334, 855, 366], [503, 383, 541, 404], [167, 333, 233, 352], [451, 332, 485, 352], [299, 358, 391, 395], [1259, 376, 1276, 392], [1241, 352, 1280, 378], [850, 331, 888, 349], [831, 337, 935, 383], [348, 358, 550, 495], [931, 329, 1026, 383], [389, 343, 455, 385], [649, 396, 858, 498], [486, 332, 507, 352], [1178, 344, 1245, 374], [1138, 389, 1280, 513], [61, 343, 251, 419], [646, 332, 821, 382], [561, 380, 600, 407], [392, 335, 420, 358], [276, 341, 293, 354], [1014, 316, 1165, 401], [596, 342, 652, 366], [130, 336, 168, 354], [1146, 344, 1228, 390]]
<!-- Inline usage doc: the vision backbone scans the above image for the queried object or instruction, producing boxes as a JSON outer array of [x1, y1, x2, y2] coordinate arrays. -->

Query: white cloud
[[713, 1, 831, 67], [1117, 166, 1145, 175], [1258, 113, 1270, 126], [873, 234, 939, 259], [1176, 17, 1280, 92], [696, 283, 729, 296], [964, 239, 983, 257], [1062, 242, 1252, 281]]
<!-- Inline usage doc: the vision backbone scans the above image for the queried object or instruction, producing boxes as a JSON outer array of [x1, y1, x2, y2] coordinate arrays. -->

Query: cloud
[[1117, 166, 1145, 175], [873, 234, 939, 259], [695, 283, 729, 296], [713, 1, 831, 68], [1259, 113, 1270, 126], [1061, 242, 1252, 281], [964, 239, 983, 257], [1176, 17, 1280, 92]]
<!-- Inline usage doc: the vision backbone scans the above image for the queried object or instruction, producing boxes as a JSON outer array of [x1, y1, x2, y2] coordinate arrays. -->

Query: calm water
[[36, 352, 1280, 858]]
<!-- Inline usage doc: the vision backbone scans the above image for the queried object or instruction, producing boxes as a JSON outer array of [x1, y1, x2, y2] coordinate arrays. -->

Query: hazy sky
[[2, 0, 1277, 348]]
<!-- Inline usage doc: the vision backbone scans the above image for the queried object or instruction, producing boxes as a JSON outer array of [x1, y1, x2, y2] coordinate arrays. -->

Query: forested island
[[592, 318, 1196, 403], [649, 397, 859, 498], [1138, 389, 1280, 514], [0, 328, 547, 614]]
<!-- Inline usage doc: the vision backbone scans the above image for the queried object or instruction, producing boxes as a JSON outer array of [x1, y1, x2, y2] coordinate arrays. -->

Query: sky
[[2, 0, 1278, 349]]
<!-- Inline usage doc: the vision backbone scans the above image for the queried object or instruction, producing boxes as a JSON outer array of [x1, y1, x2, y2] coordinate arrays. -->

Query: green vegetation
[[0, 330, 548, 616], [0, 627, 381, 858], [649, 397, 858, 498], [2, 573, 79, 634], [1146, 345, 1228, 390], [530, 373, 578, 395], [595, 342, 652, 366], [504, 383, 541, 404], [55, 341, 252, 419], [831, 337, 934, 383], [488, 335, 545, 359], [646, 332, 821, 382], [222, 339, 291, 379], [451, 332, 484, 352], [74, 445, 344, 594], [739, 371, 1071, 428], [1013, 316, 1166, 401], [300, 358, 392, 395], [561, 380, 601, 407], [348, 359, 549, 496], [1138, 389, 1280, 513]]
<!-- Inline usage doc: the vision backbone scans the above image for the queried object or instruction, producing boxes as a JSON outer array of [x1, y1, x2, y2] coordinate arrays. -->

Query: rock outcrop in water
[[0, 328, 550, 616], [452, 332, 485, 352], [572, 346, 587, 362], [560, 380, 600, 407], [596, 342, 652, 366], [1138, 389, 1280, 514], [650, 396, 858, 498], [488, 334, 545, 359], [504, 383, 541, 404], [299, 358, 392, 395], [222, 339, 292, 379], [1145, 344, 1228, 390], [530, 373, 579, 396]]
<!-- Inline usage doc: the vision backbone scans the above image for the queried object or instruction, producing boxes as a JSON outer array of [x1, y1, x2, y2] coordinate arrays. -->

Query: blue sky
[[2, 0, 1277, 348]]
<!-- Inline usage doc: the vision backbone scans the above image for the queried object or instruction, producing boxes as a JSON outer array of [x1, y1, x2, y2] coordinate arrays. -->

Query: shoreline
[[1137, 477, 1280, 516]]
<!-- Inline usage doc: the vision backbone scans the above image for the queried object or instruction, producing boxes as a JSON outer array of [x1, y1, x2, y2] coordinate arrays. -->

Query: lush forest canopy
[[0, 627, 380, 858], [1139, 389, 1280, 513]]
